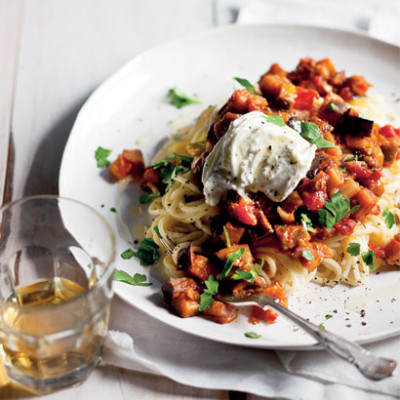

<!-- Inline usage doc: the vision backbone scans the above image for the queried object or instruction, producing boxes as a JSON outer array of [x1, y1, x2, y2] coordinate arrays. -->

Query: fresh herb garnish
[[327, 102, 339, 112], [131, 238, 160, 267], [199, 275, 219, 312], [354, 153, 362, 162], [95, 146, 112, 168], [347, 243, 361, 256], [264, 114, 286, 127], [300, 213, 316, 232], [245, 332, 261, 339], [113, 270, 152, 286], [231, 260, 264, 283], [110, 207, 116, 213], [318, 191, 360, 230], [302, 250, 314, 261], [339, 167, 347, 172], [223, 226, 231, 247], [300, 122, 336, 149], [383, 208, 395, 229], [154, 225, 162, 239], [233, 77, 256, 94], [319, 323, 326, 329], [139, 192, 161, 204], [167, 87, 201, 109], [121, 248, 135, 260], [150, 153, 193, 193], [325, 314, 333, 320], [218, 248, 245, 279], [362, 250, 375, 270], [172, 133, 183, 141]]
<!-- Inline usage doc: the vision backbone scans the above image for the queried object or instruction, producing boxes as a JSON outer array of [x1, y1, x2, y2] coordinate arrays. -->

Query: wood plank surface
[[0, 0, 22, 206]]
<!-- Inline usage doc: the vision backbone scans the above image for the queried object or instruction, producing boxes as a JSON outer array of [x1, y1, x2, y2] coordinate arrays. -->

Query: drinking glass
[[0, 195, 116, 394]]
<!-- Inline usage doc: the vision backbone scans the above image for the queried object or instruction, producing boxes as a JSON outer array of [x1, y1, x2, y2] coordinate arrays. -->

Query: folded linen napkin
[[103, 296, 400, 399], [236, 0, 400, 46]]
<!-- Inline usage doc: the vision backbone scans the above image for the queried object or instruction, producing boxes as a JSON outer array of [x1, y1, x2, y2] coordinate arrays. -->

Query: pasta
[[110, 57, 400, 324]]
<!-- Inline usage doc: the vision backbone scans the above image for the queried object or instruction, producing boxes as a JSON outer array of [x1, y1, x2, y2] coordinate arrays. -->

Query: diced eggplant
[[162, 277, 201, 318], [201, 300, 237, 324], [336, 108, 374, 137]]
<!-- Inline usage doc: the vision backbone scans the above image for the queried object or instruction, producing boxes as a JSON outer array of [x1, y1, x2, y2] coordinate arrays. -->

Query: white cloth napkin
[[103, 296, 400, 399], [236, 0, 400, 46], [101, 2, 400, 398]]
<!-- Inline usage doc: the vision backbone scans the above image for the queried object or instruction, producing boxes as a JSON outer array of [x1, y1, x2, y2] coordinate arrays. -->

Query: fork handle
[[251, 295, 397, 380]]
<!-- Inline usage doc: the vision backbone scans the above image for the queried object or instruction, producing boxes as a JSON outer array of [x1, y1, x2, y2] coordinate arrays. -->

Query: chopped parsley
[[223, 226, 231, 247], [327, 102, 339, 112], [362, 250, 375, 270], [318, 191, 359, 230], [302, 250, 314, 261], [121, 248, 135, 260], [354, 153, 362, 162], [233, 77, 256, 94], [110, 207, 116, 213], [347, 243, 361, 256], [95, 146, 112, 168], [300, 122, 336, 149], [218, 248, 245, 280], [245, 332, 261, 339], [300, 213, 316, 232], [153, 225, 162, 239], [199, 275, 219, 312], [167, 87, 201, 109], [139, 192, 161, 204], [383, 208, 395, 229], [150, 153, 193, 193], [325, 314, 333, 320], [113, 270, 152, 286], [131, 238, 160, 267], [339, 167, 347, 172], [319, 323, 326, 329], [264, 114, 286, 127]]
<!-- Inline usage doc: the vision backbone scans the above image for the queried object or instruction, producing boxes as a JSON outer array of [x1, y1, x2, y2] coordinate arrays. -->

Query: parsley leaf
[[318, 191, 360, 230], [362, 250, 375, 270], [265, 114, 286, 127], [319, 323, 326, 329], [383, 208, 395, 229], [113, 270, 152, 286], [302, 250, 314, 261], [153, 225, 162, 239], [151, 153, 193, 193], [95, 146, 112, 168], [327, 102, 339, 112], [223, 226, 231, 247], [300, 213, 316, 232], [110, 207, 116, 213], [231, 264, 263, 283], [347, 243, 361, 256], [245, 332, 261, 339], [218, 248, 245, 279], [131, 238, 160, 267], [233, 77, 256, 94], [300, 122, 336, 149], [121, 248, 135, 259], [325, 314, 333, 320], [339, 167, 347, 172], [139, 192, 161, 204], [167, 87, 201, 109], [199, 275, 219, 312]]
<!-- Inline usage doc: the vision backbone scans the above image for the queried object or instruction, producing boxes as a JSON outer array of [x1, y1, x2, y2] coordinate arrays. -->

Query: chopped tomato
[[301, 190, 328, 211], [369, 242, 386, 259], [334, 218, 356, 236], [250, 307, 278, 324], [379, 125, 400, 138], [384, 234, 400, 266], [228, 197, 258, 226], [293, 87, 319, 111]]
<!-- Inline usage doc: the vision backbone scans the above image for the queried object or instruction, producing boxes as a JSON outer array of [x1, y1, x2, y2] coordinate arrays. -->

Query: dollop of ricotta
[[202, 111, 316, 206]]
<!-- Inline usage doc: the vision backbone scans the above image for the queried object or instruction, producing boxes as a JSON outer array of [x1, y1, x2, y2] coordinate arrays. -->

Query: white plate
[[59, 24, 400, 349]]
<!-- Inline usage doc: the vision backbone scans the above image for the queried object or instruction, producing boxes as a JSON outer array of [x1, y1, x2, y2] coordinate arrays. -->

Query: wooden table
[[0, 0, 266, 398]]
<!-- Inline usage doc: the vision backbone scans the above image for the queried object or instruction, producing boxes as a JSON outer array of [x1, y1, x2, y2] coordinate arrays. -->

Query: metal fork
[[159, 236, 397, 380]]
